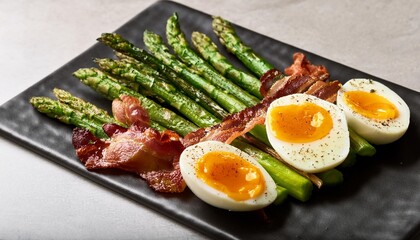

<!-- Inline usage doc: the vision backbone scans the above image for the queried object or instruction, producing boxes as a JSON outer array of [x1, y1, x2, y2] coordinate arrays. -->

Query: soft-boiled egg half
[[337, 79, 410, 145], [179, 141, 277, 211], [266, 93, 350, 173]]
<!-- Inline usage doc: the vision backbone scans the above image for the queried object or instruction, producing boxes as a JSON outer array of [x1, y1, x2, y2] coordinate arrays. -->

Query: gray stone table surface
[[0, 0, 419, 239]]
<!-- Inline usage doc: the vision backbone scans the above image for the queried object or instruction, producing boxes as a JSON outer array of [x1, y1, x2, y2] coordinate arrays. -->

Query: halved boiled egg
[[337, 79, 410, 145], [265, 93, 350, 173], [179, 141, 277, 211]]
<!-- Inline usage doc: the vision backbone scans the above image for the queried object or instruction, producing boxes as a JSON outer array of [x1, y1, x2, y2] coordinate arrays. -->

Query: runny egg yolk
[[269, 102, 333, 143], [343, 91, 399, 120], [195, 151, 265, 201]]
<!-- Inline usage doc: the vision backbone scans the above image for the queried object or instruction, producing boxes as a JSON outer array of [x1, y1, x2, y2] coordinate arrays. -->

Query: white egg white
[[179, 141, 277, 211], [265, 93, 350, 173], [337, 78, 410, 145]]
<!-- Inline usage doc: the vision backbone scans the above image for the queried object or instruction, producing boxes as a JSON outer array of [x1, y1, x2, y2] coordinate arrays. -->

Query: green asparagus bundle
[[97, 34, 228, 120], [73, 67, 197, 136], [99, 33, 269, 148], [142, 30, 271, 146], [98, 32, 246, 115], [95, 58, 220, 128], [142, 31, 248, 114], [166, 13, 260, 107], [191, 31, 263, 99]]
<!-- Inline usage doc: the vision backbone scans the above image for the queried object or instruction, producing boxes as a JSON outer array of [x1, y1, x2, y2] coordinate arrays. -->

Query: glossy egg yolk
[[343, 91, 398, 120], [195, 151, 265, 201], [268, 102, 333, 143]]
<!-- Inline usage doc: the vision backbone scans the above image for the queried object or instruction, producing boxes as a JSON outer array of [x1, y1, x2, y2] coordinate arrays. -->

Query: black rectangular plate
[[1, 1, 419, 239]]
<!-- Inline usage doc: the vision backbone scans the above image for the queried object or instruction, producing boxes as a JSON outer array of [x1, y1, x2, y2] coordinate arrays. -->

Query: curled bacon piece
[[285, 52, 330, 81], [72, 95, 186, 193], [112, 95, 150, 128]]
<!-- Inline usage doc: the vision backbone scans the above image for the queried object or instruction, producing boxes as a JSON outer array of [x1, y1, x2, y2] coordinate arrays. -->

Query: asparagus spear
[[96, 58, 220, 128], [349, 128, 376, 156], [52, 88, 125, 127], [212, 16, 275, 77], [191, 31, 263, 99], [98, 33, 245, 115], [73, 67, 197, 136], [166, 13, 261, 107], [30, 96, 108, 139]]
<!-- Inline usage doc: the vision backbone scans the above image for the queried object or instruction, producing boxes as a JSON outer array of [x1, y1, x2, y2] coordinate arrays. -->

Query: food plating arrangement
[[1, 2, 418, 239], [29, 12, 410, 210]]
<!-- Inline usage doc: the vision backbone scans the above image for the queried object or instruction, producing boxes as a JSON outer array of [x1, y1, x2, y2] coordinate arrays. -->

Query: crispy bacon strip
[[72, 95, 186, 193]]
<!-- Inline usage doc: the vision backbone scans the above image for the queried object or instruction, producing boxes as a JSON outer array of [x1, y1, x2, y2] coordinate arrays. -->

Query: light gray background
[[1, 0, 419, 239]]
